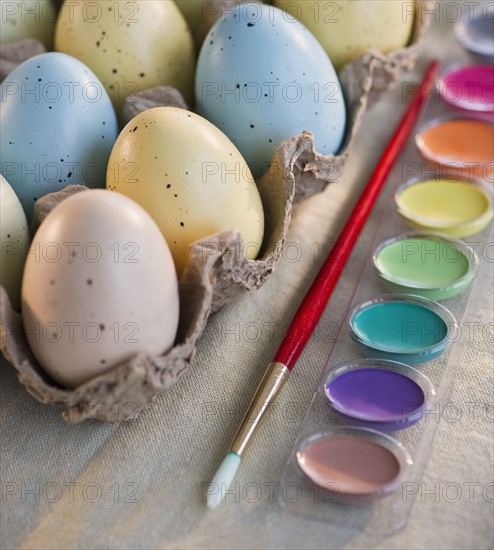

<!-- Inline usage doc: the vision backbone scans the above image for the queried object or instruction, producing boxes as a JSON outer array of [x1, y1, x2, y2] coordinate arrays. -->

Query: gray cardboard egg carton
[[0, 1, 431, 422]]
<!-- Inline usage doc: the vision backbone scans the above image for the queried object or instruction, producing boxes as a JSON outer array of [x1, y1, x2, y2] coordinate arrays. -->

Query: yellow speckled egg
[[275, 0, 415, 71], [54, 0, 196, 114], [106, 107, 265, 275], [0, 175, 30, 311], [0, 0, 57, 49]]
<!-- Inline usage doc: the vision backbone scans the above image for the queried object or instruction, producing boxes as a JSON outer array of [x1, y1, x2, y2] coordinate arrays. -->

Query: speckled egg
[[275, 0, 415, 72], [0, 175, 30, 311], [0, 52, 118, 222], [195, 4, 346, 178], [21, 189, 180, 389], [55, 0, 196, 114], [106, 106, 264, 275], [0, 0, 57, 49]]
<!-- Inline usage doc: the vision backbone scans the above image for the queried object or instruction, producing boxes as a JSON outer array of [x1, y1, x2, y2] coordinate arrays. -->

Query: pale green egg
[[0, 0, 57, 49], [0, 175, 30, 311]]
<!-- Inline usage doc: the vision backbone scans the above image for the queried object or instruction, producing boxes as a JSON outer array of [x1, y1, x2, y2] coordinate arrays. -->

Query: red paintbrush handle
[[274, 60, 439, 370]]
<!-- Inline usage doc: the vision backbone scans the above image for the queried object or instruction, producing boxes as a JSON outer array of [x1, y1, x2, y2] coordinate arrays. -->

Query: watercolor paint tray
[[277, 33, 493, 535]]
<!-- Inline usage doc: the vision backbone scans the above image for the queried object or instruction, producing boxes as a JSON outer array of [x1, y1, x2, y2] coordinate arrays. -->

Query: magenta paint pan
[[296, 427, 412, 503], [438, 65, 494, 112], [323, 359, 435, 432]]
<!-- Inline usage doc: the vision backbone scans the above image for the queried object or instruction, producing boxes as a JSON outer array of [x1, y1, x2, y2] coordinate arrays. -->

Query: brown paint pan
[[296, 427, 412, 503]]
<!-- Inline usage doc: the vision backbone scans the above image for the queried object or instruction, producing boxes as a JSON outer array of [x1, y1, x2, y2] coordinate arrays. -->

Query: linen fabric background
[[1, 8, 493, 550]]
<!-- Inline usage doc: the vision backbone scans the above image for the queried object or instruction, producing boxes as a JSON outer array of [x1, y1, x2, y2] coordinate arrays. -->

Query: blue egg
[[195, 4, 346, 178], [0, 52, 118, 221]]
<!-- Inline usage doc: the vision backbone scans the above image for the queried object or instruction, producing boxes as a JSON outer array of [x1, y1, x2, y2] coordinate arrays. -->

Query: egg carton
[[0, 131, 296, 422], [0, 38, 46, 81], [0, 2, 431, 422]]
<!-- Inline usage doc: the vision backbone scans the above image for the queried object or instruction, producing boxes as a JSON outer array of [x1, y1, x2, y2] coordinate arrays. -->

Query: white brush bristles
[[206, 452, 241, 509]]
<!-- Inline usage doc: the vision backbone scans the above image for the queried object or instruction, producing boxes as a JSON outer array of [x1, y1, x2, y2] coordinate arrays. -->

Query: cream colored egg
[[106, 107, 265, 275], [54, 0, 196, 114], [275, 0, 415, 71], [21, 189, 179, 388], [0, 175, 30, 311], [0, 0, 57, 49], [174, 0, 204, 35]]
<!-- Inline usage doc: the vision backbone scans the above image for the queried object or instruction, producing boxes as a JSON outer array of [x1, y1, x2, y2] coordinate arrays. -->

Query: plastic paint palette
[[282, 37, 491, 529], [373, 232, 479, 300], [347, 294, 457, 365], [324, 359, 435, 432], [415, 118, 494, 180], [296, 428, 412, 503], [395, 178, 493, 238], [438, 65, 494, 112]]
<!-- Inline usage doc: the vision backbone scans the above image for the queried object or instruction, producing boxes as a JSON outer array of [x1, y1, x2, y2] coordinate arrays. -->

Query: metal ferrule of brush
[[230, 362, 290, 456]]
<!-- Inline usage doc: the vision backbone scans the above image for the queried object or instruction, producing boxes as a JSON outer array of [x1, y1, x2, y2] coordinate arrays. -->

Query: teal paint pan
[[347, 294, 457, 365]]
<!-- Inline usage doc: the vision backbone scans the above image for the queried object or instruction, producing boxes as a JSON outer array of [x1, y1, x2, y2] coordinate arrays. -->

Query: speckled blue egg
[[195, 4, 346, 178], [0, 52, 118, 221]]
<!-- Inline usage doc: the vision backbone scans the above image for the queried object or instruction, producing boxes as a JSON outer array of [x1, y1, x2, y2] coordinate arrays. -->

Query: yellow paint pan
[[395, 177, 493, 237]]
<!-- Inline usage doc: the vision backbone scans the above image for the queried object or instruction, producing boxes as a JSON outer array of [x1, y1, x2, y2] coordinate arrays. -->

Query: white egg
[[0, 174, 30, 311], [21, 189, 179, 388]]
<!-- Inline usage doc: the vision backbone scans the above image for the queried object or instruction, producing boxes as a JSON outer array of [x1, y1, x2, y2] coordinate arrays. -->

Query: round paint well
[[347, 294, 457, 365], [324, 359, 435, 432], [415, 117, 494, 180], [454, 5, 494, 57], [373, 232, 479, 300], [395, 177, 493, 238], [296, 427, 412, 502], [438, 65, 494, 112]]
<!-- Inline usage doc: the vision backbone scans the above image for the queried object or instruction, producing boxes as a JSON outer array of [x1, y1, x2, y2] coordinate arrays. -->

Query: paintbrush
[[206, 60, 439, 508]]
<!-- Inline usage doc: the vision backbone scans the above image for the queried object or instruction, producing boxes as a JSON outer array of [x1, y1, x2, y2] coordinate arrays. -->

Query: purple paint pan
[[324, 359, 435, 432], [438, 65, 494, 112]]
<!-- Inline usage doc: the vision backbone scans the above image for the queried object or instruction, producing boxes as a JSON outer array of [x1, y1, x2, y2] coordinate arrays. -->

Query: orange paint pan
[[415, 117, 494, 181]]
